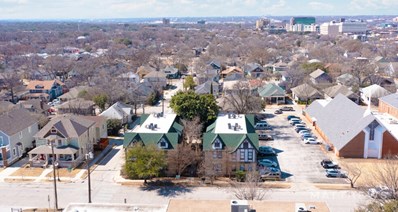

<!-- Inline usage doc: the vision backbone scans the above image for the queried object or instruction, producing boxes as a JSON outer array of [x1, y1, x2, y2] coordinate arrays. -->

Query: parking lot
[[259, 106, 347, 184]]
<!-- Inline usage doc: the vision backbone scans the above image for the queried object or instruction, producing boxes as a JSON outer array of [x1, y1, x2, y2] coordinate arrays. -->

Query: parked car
[[295, 127, 308, 133], [258, 146, 276, 156], [301, 134, 314, 141], [257, 120, 268, 125], [304, 137, 321, 144], [258, 159, 278, 167], [258, 133, 274, 141], [368, 186, 394, 199], [280, 106, 294, 111], [321, 159, 339, 169], [299, 130, 311, 135], [287, 115, 300, 121], [294, 124, 306, 129], [326, 169, 345, 178], [274, 109, 282, 114], [255, 123, 271, 130], [260, 167, 281, 180], [290, 120, 303, 126]]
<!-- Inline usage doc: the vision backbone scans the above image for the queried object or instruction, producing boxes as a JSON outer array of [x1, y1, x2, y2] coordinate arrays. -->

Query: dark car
[[274, 109, 282, 114], [258, 133, 274, 141], [295, 127, 308, 133], [280, 106, 294, 111], [258, 146, 276, 156], [321, 159, 339, 169], [287, 115, 299, 121]]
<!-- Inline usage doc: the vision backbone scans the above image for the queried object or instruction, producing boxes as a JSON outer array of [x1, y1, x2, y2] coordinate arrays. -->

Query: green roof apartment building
[[286, 16, 317, 32], [123, 113, 183, 150], [203, 113, 259, 176]]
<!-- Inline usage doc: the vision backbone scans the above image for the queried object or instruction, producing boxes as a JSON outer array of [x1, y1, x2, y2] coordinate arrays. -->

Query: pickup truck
[[320, 159, 339, 169]]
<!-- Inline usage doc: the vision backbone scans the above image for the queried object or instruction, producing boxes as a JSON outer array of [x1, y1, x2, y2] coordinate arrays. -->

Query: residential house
[[309, 69, 332, 84], [0, 108, 39, 167], [336, 73, 356, 87], [142, 70, 167, 90], [208, 60, 221, 70], [291, 83, 323, 103], [221, 66, 244, 79], [58, 86, 89, 102], [195, 81, 220, 96], [361, 84, 391, 106], [323, 84, 359, 103], [196, 69, 219, 85], [29, 115, 106, 168], [258, 83, 286, 104], [117, 72, 140, 87], [304, 94, 398, 158], [123, 113, 183, 175], [99, 101, 133, 125], [244, 63, 265, 78], [379, 93, 398, 119], [136, 65, 156, 79], [265, 61, 289, 73], [26, 80, 64, 102], [202, 113, 259, 175], [0, 101, 15, 114], [223, 73, 245, 82], [57, 98, 96, 116], [17, 99, 50, 115], [162, 66, 180, 79]]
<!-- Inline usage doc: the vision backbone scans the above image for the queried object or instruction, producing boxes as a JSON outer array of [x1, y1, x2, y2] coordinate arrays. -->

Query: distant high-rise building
[[162, 18, 170, 25], [286, 17, 317, 32], [197, 20, 206, 24], [392, 17, 398, 22], [320, 19, 367, 36], [256, 18, 270, 30]]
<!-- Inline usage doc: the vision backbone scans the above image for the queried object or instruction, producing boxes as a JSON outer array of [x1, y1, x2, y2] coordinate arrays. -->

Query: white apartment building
[[320, 20, 367, 36], [286, 24, 317, 32]]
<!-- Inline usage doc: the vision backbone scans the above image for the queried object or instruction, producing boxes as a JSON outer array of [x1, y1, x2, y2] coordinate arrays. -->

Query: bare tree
[[167, 144, 200, 176], [222, 81, 263, 114], [0, 71, 22, 103], [340, 161, 363, 188], [229, 171, 268, 200], [367, 155, 398, 201], [181, 117, 203, 144]]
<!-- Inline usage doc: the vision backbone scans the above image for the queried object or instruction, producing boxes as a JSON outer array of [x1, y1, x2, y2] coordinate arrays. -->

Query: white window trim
[[159, 138, 168, 149]]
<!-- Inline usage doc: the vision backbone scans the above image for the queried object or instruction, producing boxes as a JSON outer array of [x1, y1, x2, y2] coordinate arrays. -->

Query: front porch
[[28, 145, 83, 168]]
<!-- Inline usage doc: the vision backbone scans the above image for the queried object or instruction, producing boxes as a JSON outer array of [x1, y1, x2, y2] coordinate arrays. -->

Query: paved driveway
[[260, 107, 347, 185]]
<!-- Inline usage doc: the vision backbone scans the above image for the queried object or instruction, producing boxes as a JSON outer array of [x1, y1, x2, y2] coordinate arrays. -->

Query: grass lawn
[[46, 168, 82, 178], [10, 167, 44, 177]]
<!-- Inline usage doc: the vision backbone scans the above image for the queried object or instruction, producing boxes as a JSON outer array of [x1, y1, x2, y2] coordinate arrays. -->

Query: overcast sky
[[0, 0, 397, 20]]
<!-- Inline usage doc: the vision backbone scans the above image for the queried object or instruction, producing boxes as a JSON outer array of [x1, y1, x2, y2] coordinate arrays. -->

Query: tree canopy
[[170, 91, 218, 123], [124, 144, 167, 182], [183, 75, 196, 90], [93, 93, 108, 111]]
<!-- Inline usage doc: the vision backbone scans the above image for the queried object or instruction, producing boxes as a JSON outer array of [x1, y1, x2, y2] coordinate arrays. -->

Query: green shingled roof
[[202, 115, 259, 152], [123, 114, 183, 149], [258, 83, 286, 97]]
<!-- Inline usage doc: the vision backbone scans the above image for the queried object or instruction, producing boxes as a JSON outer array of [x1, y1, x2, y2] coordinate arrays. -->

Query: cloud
[[0, 0, 28, 4], [308, 2, 334, 10]]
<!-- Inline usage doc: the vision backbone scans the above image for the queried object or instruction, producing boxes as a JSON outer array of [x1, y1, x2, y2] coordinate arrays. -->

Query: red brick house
[[379, 93, 398, 119], [304, 94, 398, 158]]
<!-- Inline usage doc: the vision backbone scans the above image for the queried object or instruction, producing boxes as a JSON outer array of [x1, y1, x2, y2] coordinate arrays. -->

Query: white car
[[304, 137, 321, 144], [299, 130, 311, 135]]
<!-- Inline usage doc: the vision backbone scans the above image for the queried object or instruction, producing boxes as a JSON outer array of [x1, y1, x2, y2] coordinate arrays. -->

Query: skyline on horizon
[[0, 0, 397, 20]]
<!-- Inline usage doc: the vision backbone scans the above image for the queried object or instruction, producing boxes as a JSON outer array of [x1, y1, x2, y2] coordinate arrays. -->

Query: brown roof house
[[25, 79, 64, 102], [29, 115, 107, 168], [310, 69, 332, 85], [378, 93, 398, 119], [291, 83, 323, 103], [304, 94, 398, 158], [0, 108, 39, 167], [57, 98, 96, 116]]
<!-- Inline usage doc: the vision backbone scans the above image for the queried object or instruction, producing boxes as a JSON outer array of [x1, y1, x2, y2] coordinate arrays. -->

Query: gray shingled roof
[[305, 94, 376, 151], [379, 93, 398, 108], [310, 69, 325, 79], [361, 84, 391, 99], [323, 84, 357, 99], [291, 83, 322, 99], [0, 108, 37, 136], [35, 115, 95, 138]]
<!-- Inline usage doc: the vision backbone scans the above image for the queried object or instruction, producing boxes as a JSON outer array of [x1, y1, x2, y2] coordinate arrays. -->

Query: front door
[[16, 143, 23, 158]]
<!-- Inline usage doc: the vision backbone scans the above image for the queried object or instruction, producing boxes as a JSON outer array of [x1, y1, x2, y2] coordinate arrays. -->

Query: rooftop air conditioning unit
[[231, 200, 249, 212]]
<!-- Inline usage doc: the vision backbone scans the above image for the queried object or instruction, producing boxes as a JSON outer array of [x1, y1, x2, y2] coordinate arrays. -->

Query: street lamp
[[85, 150, 94, 203], [54, 161, 60, 182]]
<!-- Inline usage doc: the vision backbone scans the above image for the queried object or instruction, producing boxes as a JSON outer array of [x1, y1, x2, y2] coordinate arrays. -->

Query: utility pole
[[86, 144, 94, 203], [50, 141, 58, 211]]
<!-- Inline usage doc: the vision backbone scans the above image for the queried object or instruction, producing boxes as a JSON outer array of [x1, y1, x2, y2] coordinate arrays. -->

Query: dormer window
[[159, 138, 168, 149], [213, 138, 222, 150], [243, 140, 249, 149]]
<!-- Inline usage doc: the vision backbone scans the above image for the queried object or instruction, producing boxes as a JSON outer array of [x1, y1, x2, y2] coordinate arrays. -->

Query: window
[[57, 140, 62, 146], [240, 164, 245, 171], [368, 121, 379, 141], [28, 126, 32, 133], [248, 150, 253, 161], [51, 128, 57, 134], [0, 136, 3, 146], [213, 151, 222, 159], [13, 148, 16, 156], [214, 164, 222, 172], [243, 140, 249, 149], [240, 151, 245, 161], [213, 139, 222, 149], [231, 152, 237, 161], [19, 132, 22, 139], [159, 139, 168, 149]]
